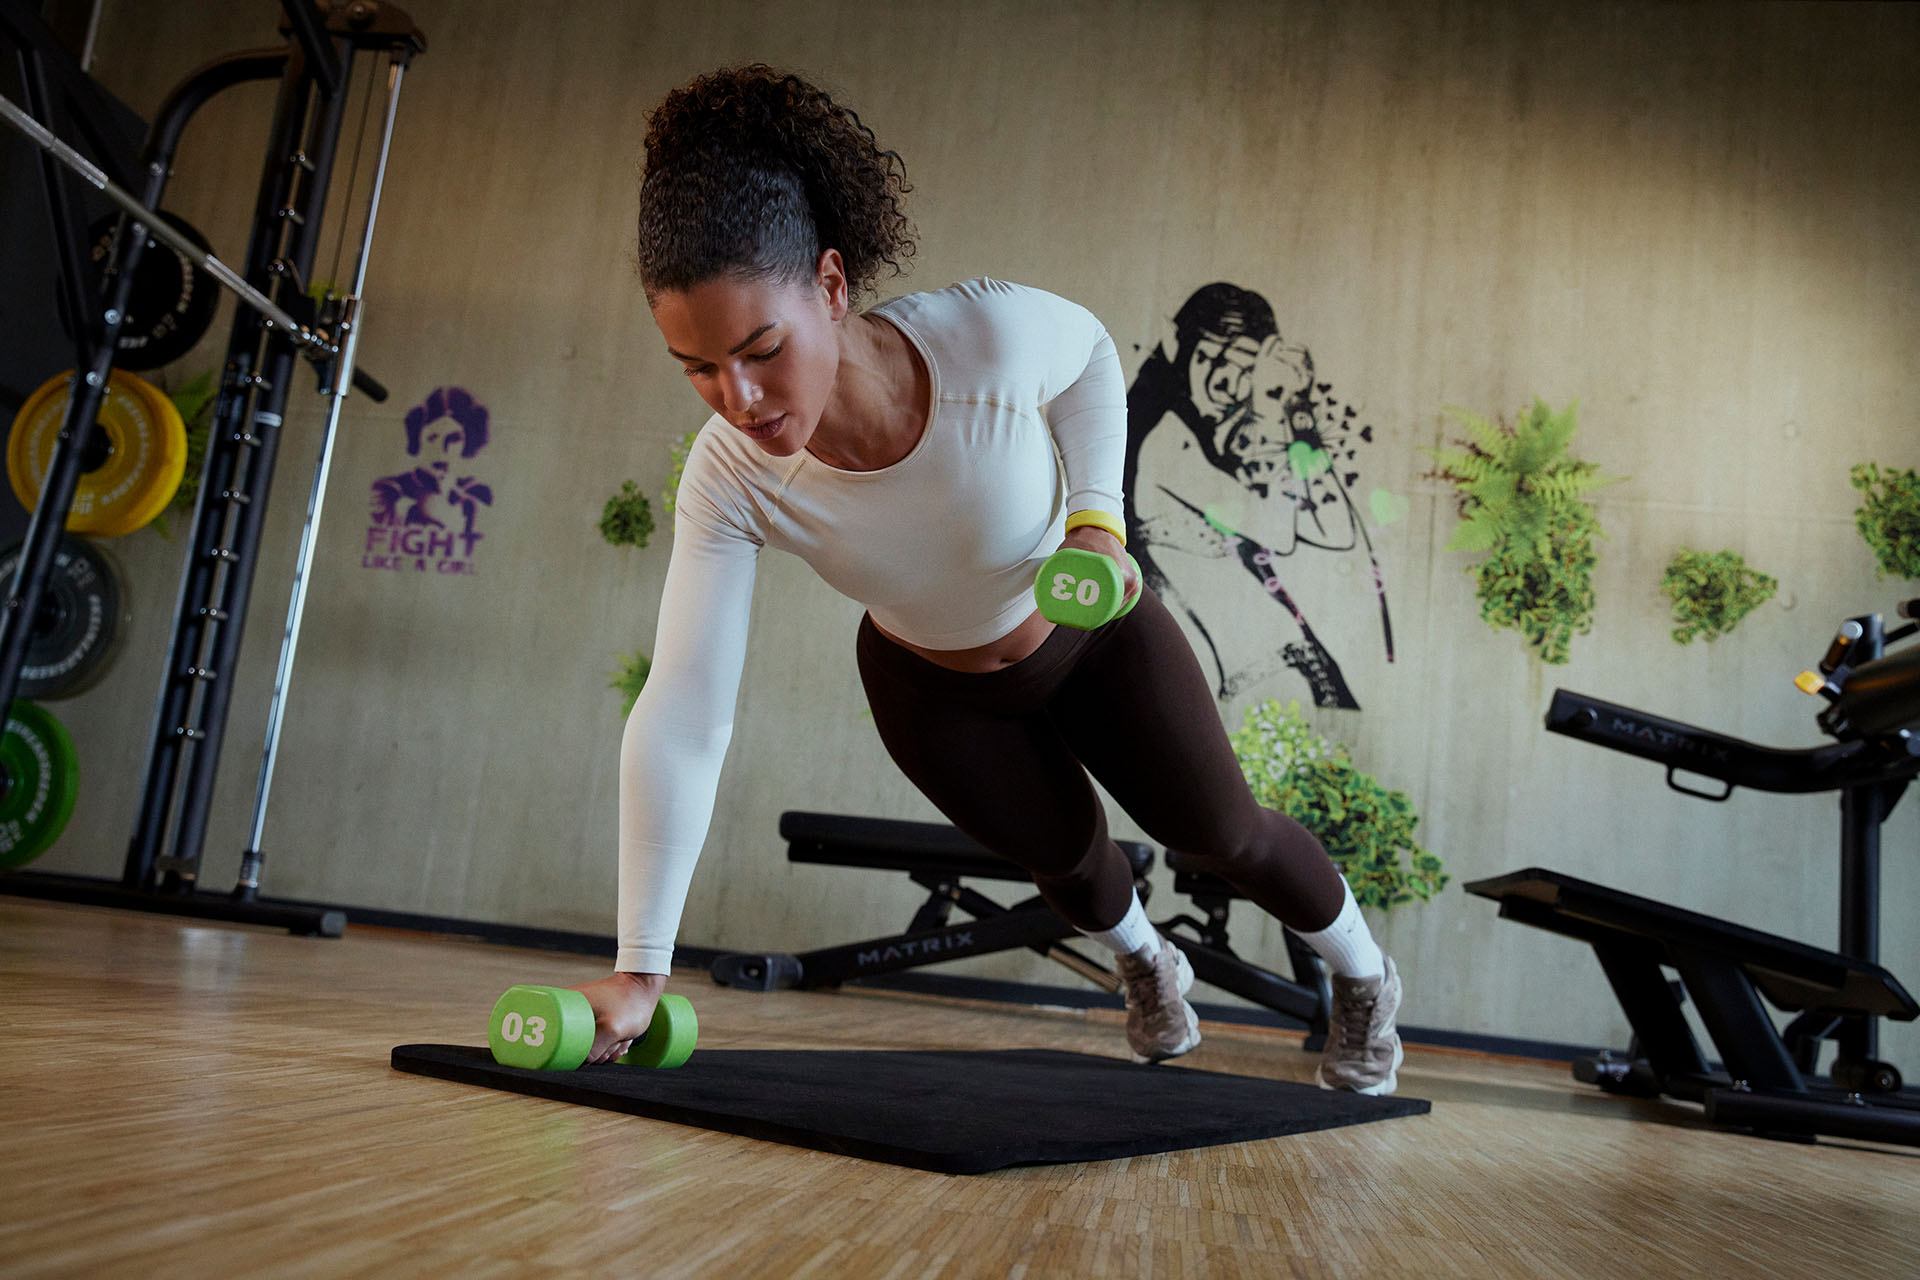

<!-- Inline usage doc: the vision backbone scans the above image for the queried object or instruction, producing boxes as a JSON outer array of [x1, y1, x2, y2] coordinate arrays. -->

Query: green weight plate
[[618, 993, 698, 1069], [0, 537, 129, 700], [488, 985, 594, 1070], [0, 701, 79, 871]]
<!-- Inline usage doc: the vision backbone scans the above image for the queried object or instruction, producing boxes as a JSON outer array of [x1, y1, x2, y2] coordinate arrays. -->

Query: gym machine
[[0, 0, 425, 932], [712, 811, 1335, 1046], [1469, 598, 1920, 1147]]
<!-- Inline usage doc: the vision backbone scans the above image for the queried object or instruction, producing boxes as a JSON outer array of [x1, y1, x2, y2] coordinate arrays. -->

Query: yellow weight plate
[[7, 370, 188, 537], [119, 373, 189, 536]]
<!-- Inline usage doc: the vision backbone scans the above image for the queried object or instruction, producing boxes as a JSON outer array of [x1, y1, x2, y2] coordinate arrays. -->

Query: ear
[[815, 248, 851, 320]]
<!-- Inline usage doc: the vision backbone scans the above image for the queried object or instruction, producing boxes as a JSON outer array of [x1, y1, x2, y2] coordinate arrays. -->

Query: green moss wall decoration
[[1659, 549, 1778, 644], [599, 481, 655, 549], [610, 650, 652, 716], [1230, 700, 1446, 910], [1850, 462, 1920, 580]]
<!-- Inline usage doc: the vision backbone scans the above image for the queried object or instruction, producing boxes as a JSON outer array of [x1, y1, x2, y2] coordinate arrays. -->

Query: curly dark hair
[[637, 65, 916, 302]]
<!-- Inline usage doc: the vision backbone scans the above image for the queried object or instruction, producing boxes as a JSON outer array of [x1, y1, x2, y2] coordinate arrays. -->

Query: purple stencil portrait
[[363, 386, 495, 576]]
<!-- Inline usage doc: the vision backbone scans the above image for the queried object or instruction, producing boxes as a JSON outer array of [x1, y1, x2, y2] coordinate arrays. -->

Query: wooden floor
[[2, 900, 1916, 1279]]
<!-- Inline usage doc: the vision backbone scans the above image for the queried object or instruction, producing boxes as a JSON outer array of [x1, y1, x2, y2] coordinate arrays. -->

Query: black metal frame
[[1477, 606, 1919, 1145], [1158, 856, 1334, 1048], [710, 812, 1142, 992], [1468, 869, 1920, 1147], [0, 1, 423, 935], [711, 811, 1336, 1049], [1543, 633, 1916, 1072]]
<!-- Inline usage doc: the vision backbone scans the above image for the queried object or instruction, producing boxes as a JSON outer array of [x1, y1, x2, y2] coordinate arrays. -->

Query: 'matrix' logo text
[[858, 931, 975, 967], [1607, 715, 1733, 764]]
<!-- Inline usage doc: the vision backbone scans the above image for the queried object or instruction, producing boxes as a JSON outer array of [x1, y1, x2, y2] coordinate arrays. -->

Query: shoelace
[[1120, 954, 1170, 1009], [1331, 989, 1379, 1052]]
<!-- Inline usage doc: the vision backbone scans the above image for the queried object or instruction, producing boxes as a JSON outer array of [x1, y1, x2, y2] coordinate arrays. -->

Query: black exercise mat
[[390, 1044, 1430, 1174]]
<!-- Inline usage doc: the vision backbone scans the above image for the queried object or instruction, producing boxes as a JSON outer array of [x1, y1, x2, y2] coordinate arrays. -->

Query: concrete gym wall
[[23, 0, 1919, 1062]]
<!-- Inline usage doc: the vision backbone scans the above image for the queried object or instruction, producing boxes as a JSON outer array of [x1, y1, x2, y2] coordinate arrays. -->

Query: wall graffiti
[[1123, 284, 1396, 709], [362, 386, 494, 577]]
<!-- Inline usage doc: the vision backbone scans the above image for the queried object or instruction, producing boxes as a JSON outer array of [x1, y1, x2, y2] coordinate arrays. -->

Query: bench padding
[[780, 811, 1154, 881], [1468, 868, 1918, 1018]]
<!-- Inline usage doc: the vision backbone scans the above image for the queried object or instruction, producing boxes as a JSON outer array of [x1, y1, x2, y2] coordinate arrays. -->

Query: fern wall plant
[[1426, 398, 1623, 665], [149, 370, 218, 539], [662, 429, 700, 522], [610, 650, 652, 714]]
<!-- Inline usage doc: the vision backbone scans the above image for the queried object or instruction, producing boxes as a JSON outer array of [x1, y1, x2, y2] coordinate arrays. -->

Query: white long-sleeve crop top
[[615, 278, 1127, 972]]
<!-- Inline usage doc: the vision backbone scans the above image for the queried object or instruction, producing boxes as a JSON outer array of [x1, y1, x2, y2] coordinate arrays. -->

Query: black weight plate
[[56, 212, 220, 371], [0, 537, 128, 699]]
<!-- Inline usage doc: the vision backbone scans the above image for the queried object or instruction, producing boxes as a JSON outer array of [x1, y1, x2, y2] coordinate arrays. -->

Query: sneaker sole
[[1316, 1038, 1405, 1095]]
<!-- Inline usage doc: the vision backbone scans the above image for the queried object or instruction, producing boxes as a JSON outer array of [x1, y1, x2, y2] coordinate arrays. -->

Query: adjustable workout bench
[[709, 811, 1150, 993], [710, 811, 1334, 1046], [1471, 868, 1919, 1144]]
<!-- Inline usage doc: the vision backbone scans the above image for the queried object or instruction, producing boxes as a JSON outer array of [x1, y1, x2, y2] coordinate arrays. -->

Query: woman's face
[[650, 256, 848, 458]]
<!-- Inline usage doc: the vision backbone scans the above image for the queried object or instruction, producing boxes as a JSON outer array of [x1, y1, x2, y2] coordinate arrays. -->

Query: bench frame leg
[[714, 872, 1122, 993], [1157, 888, 1332, 1046]]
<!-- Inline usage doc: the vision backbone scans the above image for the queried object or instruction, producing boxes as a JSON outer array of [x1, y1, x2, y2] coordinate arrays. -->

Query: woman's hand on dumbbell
[[1035, 526, 1142, 630], [1059, 525, 1139, 607], [573, 970, 668, 1064], [488, 976, 697, 1069]]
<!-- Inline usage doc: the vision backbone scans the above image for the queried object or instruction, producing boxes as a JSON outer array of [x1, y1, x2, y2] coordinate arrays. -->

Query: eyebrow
[[666, 322, 777, 364]]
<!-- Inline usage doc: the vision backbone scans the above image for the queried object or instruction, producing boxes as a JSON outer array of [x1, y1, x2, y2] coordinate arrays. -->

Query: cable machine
[[0, 0, 425, 933]]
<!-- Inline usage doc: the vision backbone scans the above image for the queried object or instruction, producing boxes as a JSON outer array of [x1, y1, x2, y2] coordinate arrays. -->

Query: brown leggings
[[855, 586, 1347, 934]]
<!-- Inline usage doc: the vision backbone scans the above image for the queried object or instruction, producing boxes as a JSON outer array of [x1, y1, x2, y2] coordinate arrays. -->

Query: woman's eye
[[750, 344, 783, 363]]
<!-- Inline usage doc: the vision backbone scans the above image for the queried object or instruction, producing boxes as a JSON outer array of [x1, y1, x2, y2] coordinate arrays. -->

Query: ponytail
[[637, 65, 916, 302]]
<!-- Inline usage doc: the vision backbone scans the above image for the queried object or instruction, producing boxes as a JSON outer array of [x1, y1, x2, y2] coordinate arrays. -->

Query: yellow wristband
[[1064, 510, 1126, 545]]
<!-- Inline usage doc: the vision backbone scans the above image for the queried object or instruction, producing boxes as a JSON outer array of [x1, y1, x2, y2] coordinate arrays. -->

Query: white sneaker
[[1316, 956, 1404, 1095], [1115, 937, 1202, 1064]]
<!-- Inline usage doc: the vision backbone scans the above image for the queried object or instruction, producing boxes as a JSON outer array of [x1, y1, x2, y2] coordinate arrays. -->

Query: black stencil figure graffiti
[[1122, 283, 1393, 709]]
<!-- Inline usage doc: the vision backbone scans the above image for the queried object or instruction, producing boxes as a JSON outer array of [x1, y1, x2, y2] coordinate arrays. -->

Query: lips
[[737, 414, 786, 441]]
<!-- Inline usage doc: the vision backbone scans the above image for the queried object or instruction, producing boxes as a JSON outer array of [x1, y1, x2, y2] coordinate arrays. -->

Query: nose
[[720, 368, 762, 421]]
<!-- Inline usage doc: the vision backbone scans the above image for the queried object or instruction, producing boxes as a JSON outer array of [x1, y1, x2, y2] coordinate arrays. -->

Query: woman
[[575, 65, 1404, 1094]]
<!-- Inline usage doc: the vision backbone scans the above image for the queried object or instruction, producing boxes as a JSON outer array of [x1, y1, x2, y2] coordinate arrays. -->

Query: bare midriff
[[873, 607, 1057, 672]]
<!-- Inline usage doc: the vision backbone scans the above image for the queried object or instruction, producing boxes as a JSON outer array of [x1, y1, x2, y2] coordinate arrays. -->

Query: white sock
[[1078, 892, 1160, 959], [1296, 879, 1385, 979]]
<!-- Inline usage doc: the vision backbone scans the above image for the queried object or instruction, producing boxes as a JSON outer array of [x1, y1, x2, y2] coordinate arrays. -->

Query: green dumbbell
[[619, 994, 699, 1068], [487, 984, 699, 1070], [1033, 549, 1142, 630]]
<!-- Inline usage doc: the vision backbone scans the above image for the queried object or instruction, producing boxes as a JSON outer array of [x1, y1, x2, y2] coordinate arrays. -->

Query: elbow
[[622, 686, 734, 763]]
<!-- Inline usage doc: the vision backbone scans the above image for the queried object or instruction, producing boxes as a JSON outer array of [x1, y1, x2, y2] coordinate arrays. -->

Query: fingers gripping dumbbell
[[1033, 548, 1142, 630], [488, 985, 698, 1070]]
